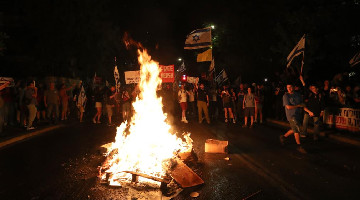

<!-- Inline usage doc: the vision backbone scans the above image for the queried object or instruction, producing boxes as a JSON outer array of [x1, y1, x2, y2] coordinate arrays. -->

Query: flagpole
[[301, 34, 306, 76], [300, 52, 304, 75]]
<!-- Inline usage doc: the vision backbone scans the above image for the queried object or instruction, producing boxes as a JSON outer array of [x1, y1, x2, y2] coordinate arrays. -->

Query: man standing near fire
[[196, 83, 210, 124], [279, 82, 307, 154], [178, 84, 189, 123]]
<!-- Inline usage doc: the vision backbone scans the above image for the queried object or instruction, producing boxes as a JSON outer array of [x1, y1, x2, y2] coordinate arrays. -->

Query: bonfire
[[99, 48, 195, 188]]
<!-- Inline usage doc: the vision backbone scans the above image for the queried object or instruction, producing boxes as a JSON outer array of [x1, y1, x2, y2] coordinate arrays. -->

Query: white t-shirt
[[178, 89, 187, 103]]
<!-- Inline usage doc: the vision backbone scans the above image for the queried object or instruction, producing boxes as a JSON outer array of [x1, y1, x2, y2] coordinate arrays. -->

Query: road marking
[[0, 125, 64, 149]]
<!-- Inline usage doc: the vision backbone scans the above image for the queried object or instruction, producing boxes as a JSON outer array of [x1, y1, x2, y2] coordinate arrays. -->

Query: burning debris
[[98, 47, 203, 197]]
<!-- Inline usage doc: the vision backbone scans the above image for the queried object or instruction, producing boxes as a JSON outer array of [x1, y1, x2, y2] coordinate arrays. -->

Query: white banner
[[187, 77, 199, 84], [325, 108, 360, 132], [124, 70, 140, 84], [0, 77, 15, 87]]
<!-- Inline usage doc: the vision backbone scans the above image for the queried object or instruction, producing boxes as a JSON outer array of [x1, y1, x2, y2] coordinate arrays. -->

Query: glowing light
[[100, 49, 192, 187]]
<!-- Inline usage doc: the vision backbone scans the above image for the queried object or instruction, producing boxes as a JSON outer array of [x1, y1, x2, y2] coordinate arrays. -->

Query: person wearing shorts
[[92, 87, 103, 124], [243, 87, 256, 128], [279, 83, 307, 154], [178, 84, 189, 123], [221, 86, 235, 123], [121, 87, 131, 121], [105, 86, 116, 126]]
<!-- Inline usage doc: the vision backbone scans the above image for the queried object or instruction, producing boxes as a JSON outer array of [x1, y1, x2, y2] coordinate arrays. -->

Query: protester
[[59, 83, 74, 120], [0, 81, 10, 135], [197, 83, 210, 124], [178, 84, 189, 123], [105, 86, 116, 126], [243, 87, 256, 128], [230, 87, 237, 123], [303, 83, 325, 141], [24, 81, 37, 130], [1, 86, 14, 127], [187, 85, 196, 117], [221, 86, 235, 123], [76, 85, 87, 123], [36, 83, 46, 121], [121, 86, 131, 121], [237, 83, 246, 123], [92, 86, 103, 124], [44, 82, 60, 123], [273, 86, 285, 121], [17, 81, 27, 127], [344, 85, 354, 106], [255, 84, 264, 124], [279, 83, 307, 154], [209, 86, 218, 121]]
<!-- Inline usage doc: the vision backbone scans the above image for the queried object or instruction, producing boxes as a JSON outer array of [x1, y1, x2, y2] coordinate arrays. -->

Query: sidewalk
[[266, 118, 360, 147], [0, 122, 65, 149]]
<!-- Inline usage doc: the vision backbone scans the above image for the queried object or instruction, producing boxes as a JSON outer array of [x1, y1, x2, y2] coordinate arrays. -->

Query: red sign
[[325, 108, 360, 132], [159, 65, 174, 83]]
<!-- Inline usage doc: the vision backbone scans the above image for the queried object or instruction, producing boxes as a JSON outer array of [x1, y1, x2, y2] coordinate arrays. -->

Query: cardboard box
[[205, 139, 228, 153]]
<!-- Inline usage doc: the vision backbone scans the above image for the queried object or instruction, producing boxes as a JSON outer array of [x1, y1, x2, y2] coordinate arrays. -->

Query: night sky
[[0, 0, 359, 84]]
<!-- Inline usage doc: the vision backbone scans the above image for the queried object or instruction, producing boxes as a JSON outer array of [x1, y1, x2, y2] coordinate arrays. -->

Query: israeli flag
[[184, 27, 212, 49]]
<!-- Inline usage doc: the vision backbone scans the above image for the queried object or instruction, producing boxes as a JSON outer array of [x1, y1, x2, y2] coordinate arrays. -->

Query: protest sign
[[124, 70, 140, 84], [160, 65, 174, 83], [324, 108, 360, 132]]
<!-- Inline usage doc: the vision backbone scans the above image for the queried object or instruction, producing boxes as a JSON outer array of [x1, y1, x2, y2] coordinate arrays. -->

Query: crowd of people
[[1, 74, 360, 149]]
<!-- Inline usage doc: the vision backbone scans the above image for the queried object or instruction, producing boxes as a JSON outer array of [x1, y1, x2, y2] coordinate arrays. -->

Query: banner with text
[[187, 77, 199, 84], [324, 108, 360, 132], [124, 70, 140, 84], [0, 77, 15, 87], [160, 65, 174, 83]]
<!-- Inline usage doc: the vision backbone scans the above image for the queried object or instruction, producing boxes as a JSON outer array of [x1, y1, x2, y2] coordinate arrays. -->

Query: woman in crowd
[[92, 86, 103, 124], [221, 86, 235, 123]]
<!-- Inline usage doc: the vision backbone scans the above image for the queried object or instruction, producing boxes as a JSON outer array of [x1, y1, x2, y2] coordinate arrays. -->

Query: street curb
[[0, 124, 65, 149], [266, 118, 360, 147]]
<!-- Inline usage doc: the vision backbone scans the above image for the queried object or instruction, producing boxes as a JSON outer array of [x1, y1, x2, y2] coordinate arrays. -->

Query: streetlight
[[178, 58, 182, 62], [211, 25, 215, 29]]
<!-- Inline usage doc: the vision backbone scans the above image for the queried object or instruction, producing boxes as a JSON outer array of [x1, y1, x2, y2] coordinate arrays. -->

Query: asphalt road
[[0, 118, 359, 200]]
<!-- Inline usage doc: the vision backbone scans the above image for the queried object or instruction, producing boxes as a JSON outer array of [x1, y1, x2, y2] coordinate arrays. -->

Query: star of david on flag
[[184, 27, 212, 49], [287, 34, 305, 68]]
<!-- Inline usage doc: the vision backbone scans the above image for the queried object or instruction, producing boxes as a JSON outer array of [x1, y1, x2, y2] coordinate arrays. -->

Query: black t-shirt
[[106, 90, 116, 105], [305, 92, 325, 117], [94, 90, 103, 102], [197, 89, 208, 102]]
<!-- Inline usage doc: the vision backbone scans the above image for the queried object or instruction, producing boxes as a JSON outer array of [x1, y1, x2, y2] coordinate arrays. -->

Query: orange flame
[[100, 48, 192, 187]]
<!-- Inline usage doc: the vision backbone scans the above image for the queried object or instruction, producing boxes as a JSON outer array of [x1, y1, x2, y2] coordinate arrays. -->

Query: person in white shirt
[[187, 86, 195, 116], [178, 84, 189, 123]]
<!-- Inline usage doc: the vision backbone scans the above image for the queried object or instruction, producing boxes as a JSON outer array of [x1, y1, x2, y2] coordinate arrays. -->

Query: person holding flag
[[114, 65, 120, 93]]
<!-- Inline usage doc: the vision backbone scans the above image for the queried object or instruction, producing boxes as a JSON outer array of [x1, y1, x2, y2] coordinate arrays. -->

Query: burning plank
[[122, 171, 171, 184], [169, 160, 204, 188]]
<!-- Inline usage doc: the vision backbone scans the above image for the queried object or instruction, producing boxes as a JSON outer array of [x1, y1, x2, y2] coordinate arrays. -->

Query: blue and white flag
[[178, 61, 186, 73], [287, 34, 305, 68], [77, 86, 87, 108], [114, 66, 120, 92], [184, 27, 212, 49], [215, 69, 228, 84]]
